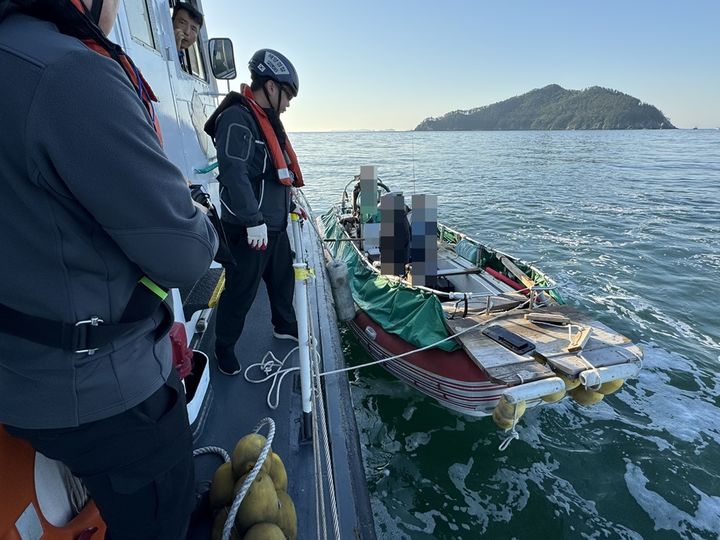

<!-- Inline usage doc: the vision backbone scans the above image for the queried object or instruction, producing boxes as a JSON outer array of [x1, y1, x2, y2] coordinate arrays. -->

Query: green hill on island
[[415, 84, 675, 131]]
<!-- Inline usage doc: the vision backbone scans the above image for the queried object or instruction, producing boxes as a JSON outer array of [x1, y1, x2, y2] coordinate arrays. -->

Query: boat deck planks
[[444, 305, 640, 384], [444, 311, 554, 385]]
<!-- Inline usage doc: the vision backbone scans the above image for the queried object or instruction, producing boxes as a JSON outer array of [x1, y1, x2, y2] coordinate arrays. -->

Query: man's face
[[173, 10, 200, 50], [267, 80, 293, 115]]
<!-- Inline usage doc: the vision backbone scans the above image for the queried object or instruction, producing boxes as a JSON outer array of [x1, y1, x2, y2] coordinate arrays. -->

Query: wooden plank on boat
[[444, 315, 554, 385], [525, 312, 570, 325], [543, 345, 639, 377], [500, 256, 535, 289], [444, 304, 641, 382], [567, 326, 592, 352]]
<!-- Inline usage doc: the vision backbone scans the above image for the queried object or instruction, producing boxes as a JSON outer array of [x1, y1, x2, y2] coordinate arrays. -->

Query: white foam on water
[[404, 432, 432, 452], [618, 350, 720, 448], [369, 497, 411, 540], [625, 461, 720, 536], [402, 404, 416, 421], [404, 510, 442, 534]]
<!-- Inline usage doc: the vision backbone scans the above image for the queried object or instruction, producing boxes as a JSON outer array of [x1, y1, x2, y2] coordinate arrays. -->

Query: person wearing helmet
[[204, 48, 304, 375], [0, 0, 218, 538]]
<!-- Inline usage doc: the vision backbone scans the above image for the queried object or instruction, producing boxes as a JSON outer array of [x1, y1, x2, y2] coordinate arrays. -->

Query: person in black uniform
[[0, 0, 217, 538], [205, 49, 304, 375]]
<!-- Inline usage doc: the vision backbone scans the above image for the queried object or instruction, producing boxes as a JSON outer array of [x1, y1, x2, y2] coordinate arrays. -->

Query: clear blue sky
[[203, 0, 719, 131]]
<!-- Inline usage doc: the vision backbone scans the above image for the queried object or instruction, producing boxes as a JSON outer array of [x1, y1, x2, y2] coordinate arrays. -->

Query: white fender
[[579, 362, 641, 389], [503, 377, 565, 404]]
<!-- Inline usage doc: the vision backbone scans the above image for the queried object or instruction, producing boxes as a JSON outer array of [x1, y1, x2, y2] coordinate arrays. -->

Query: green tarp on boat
[[321, 209, 460, 352]]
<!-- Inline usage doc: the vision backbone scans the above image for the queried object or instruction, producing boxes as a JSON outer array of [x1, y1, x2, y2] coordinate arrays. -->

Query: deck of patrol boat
[[186, 219, 375, 539]]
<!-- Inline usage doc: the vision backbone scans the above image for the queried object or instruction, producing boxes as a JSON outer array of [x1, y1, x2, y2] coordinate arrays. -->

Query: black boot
[[215, 344, 241, 376]]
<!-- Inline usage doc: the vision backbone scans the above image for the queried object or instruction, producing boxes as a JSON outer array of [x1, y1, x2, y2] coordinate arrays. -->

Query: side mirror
[[208, 38, 237, 80]]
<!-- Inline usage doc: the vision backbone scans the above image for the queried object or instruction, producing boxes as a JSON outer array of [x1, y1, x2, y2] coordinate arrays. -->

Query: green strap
[[193, 161, 219, 174], [139, 276, 168, 300]]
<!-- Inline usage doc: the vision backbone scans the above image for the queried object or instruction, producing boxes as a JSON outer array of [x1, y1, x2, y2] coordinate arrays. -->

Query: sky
[[202, 0, 720, 132]]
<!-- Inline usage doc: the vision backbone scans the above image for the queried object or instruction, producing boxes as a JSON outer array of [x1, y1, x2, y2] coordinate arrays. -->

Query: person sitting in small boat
[[204, 48, 304, 375], [172, 1, 203, 73]]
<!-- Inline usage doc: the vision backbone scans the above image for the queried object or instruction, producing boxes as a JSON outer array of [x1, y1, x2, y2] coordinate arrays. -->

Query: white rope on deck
[[192, 445, 231, 464], [243, 348, 300, 410]]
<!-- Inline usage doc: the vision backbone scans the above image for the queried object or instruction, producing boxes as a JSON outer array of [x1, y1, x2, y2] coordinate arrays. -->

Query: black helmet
[[248, 49, 299, 97]]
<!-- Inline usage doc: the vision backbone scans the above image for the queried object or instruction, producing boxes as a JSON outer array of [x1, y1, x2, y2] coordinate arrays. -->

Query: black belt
[[0, 277, 171, 355]]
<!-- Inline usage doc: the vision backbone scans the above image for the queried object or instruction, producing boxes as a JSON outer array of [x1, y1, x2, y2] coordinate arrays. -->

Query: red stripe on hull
[[347, 311, 514, 416], [353, 311, 488, 382]]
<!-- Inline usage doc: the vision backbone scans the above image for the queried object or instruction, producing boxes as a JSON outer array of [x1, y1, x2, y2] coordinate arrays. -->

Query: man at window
[[172, 2, 202, 72]]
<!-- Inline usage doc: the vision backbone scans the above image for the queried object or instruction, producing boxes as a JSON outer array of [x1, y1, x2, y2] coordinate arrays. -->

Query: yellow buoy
[[234, 473, 280, 534], [559, 374, 581, 391], [276, 490, 298, 540], [242, 522, 286, 540], [598, 379, 625, 395], [491, 397, 526, 430], [541, 388, 566, 403], [209, 462, 235, 509], [231, 433, 272, 479], [570, 386, 604, 406], [269, 452, 288, 492], [210, 508, 240, 540]]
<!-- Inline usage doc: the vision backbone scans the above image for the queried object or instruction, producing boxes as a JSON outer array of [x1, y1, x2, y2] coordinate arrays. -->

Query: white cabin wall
[[113, 0, 221, 182]]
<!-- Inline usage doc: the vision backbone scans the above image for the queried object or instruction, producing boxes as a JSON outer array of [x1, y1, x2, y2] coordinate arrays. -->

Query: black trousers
[[215, 228, 297, 349], [5, 369, 195, 540]]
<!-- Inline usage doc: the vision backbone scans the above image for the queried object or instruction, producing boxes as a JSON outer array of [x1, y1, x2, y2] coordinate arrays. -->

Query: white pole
[[290, 214, 313, 439]]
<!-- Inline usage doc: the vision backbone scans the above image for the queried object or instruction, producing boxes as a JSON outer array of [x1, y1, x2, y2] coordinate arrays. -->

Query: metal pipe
[[290, 215, 313, 440], [503, 377, 566, 404]]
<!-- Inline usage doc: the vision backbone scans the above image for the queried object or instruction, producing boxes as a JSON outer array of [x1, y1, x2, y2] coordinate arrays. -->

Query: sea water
[[293, 129, 720, 539]]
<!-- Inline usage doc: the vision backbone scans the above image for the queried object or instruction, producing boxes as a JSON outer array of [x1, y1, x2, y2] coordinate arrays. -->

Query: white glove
[[247, 223, 268, 250]]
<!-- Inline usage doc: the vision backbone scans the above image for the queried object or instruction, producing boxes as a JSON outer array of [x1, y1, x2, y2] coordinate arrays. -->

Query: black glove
[[189, 184, 212, 209]]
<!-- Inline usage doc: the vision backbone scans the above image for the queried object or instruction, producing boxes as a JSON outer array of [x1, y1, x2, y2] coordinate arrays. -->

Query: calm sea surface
[[292, 130, 720, 539]]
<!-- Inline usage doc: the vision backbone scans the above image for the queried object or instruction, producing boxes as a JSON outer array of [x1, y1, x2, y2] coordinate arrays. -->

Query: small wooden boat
[[320, 173, 642, 429]]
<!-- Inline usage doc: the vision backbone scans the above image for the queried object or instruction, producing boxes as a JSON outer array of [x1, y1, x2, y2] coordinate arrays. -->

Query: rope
[[306, 298, 341, 540], [290, 207, 342, 538], [192, 445, 231, 464], [498, 400, 523, 452], [498, 426, 520, 452], [60, 464, 89, 515], [298, 207, 341, 539], [222, 417, 275, 540], [318, 307, 530, 377], [243, 349, 300, 409]]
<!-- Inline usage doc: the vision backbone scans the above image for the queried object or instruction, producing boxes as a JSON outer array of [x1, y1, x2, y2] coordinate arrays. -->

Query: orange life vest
[[67, 0, 163, 144], [241, 85, 304, 188]]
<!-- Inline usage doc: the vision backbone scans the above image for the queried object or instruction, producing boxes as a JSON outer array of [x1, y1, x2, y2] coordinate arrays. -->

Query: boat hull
[[348, 311, 514, 417]]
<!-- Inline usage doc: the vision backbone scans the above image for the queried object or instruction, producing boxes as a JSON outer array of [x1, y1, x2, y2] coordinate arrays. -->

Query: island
[[415, 84, 675, 131]]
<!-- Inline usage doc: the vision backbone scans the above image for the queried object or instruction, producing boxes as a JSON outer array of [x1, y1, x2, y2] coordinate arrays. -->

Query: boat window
[[125, 0, 157, 50], [183, 39, 207, 80], [168, 0, 208, 81]]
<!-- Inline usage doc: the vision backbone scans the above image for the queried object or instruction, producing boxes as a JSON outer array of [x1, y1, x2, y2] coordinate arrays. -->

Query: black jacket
[[205, 94, 292, 233], [0, 14, 218, 428]]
